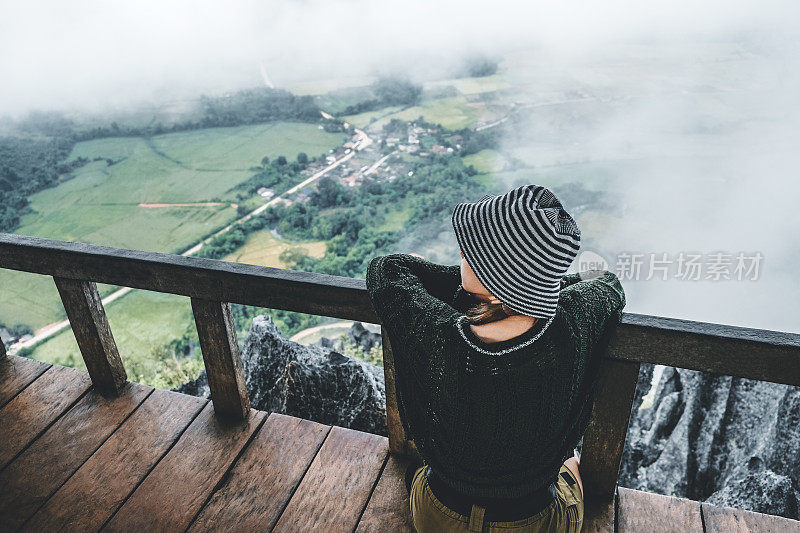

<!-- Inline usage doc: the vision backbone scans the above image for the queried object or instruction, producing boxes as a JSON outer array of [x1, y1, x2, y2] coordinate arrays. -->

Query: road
[[9, 116, 372, 355], [364, 150, 397, 175], [139, 202, 228, 208], [288, 321, 356, 343], [475, 116, 509, 132], [288, 320, 381, 345]]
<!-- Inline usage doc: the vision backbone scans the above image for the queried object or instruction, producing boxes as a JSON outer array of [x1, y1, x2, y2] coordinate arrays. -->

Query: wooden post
[[581, 358, 641, 500], [0, 337, 6, 359], [191, 297, 250, 420], [53, 276, 127, 395], [381, 328, 414, 455]]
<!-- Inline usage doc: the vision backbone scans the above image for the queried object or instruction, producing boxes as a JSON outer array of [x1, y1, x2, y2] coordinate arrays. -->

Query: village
[[255, 118, 465, 207]]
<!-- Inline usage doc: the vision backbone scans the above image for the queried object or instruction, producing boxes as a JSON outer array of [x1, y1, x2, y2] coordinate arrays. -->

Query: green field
[[2, 122, 347, 330], [341, 106, 406, 129], [148, 122, 344, 174], [30, 289, 196, 386], [375, 203, 412, 232], [67, 123, 346, 206], [363, 96, 481, 131], [223, 230, 327, 266], [462, 149, 507, 173], [424, 74, 510, 95]]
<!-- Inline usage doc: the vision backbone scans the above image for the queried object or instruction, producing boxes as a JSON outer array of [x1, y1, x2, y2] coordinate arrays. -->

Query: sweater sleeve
[[365, 253, 462, 355], [560, 272, 583, 289], [553, 269, 626, 459], [559, 269, 626, 351], [365, 254, 463, 442], [393, 256, 463, 305]]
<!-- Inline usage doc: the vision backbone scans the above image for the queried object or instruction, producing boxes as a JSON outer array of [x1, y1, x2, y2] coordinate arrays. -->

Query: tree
[[261, 156, 270, 166], [312, 176, 345, 208], [464, 56, 499, 77], [277, 155, 287, 166], [279, 246, 310, 268], [372, 76, 422, 106], [297, 152, 308, 165]]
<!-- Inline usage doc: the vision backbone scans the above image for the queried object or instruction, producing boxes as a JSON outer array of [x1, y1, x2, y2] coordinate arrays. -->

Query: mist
[[2, 0, 799, 333], [2, 0, 798, 115], [493, 40, 800, 333]]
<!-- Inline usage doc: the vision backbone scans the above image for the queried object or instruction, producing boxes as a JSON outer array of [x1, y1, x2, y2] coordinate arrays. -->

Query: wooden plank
[[191, 297, 249, 419], [609, 312, 800, 387], [0, 233, 377, 323], [582, 496, 616, 533], [617, 487, 703, 532], [53, 276, 127, 395], [189, 413, 330, 532], [0, 382, 151, 530], [582, 359, 640, 499], [103, 402, 266, 532], [0, 365, 92, 470], [272, 425, 388, 533], [702, 501, 800, 532], [381, 328, 412, 455], [355, 454, 414, 533], [0, 355, 50, 408], [23, 389, 206, 533]]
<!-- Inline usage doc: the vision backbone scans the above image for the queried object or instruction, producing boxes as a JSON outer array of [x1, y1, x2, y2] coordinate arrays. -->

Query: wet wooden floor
[[1, 355, 797, 532]]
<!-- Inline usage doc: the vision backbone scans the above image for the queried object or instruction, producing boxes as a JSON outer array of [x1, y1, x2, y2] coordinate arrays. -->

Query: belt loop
[[468, 503, 486, 532]]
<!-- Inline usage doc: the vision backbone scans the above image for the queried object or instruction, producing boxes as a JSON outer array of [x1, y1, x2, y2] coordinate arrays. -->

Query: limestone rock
[[707, 470, 799, 519], [620, 365, 800, 519], [176, 315, 387, 435], [312, 321, 382, 353]]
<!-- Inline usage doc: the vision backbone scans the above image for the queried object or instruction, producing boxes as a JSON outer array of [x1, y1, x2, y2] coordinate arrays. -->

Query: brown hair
[[466, 298, 522, 325]]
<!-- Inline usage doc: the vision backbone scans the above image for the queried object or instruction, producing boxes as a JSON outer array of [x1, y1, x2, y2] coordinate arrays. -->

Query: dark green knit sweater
[[365, 253, 626, 499]]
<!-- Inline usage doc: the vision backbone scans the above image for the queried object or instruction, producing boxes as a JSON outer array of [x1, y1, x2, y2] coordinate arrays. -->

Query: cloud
[[1, 0, 798, 115]]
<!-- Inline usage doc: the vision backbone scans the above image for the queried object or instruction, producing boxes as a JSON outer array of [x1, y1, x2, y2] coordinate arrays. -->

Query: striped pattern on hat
[[451, 184, 581, 318]]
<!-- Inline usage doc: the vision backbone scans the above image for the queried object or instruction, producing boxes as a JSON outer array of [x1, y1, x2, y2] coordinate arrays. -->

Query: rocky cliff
[[177, 315, 800, 519], [619, 364, 800, 519], [176, 315, 387, 435]]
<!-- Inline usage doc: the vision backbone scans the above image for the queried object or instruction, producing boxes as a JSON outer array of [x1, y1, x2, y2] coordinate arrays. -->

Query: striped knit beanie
[[451, 184, 581, 318]]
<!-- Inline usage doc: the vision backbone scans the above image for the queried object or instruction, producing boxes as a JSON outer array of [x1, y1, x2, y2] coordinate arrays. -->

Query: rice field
[[2, 122, 346, 330]]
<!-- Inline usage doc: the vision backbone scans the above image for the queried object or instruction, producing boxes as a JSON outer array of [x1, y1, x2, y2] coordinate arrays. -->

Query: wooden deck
[[2, 355, 798, 533]]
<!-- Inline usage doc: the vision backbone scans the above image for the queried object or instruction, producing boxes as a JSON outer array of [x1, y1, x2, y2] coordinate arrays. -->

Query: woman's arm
[[559, 269, 626, 355], [555, 270, 626, 460], [394, 253, 463, 305], [365, 254, 463, 442], [366, 254, 462, 340]]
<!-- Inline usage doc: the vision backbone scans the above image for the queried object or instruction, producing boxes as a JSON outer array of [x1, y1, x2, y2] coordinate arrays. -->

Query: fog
[[491, 42, 800, 333], [1, 0, 799, 332], [2, 0, 797, 115]]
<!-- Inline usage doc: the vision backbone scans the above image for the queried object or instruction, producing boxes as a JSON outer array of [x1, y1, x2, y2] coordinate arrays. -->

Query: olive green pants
[[409, 464, 583, 533]]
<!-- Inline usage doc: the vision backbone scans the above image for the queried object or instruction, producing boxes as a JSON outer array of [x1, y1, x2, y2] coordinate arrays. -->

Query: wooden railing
[[1, 232, 799, 501]]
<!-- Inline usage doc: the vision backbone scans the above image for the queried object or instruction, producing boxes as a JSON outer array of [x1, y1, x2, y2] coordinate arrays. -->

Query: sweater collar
[[456, 313, 555, 356]]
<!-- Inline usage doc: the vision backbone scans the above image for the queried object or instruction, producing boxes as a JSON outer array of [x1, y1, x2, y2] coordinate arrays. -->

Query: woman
[[365, 184, 626, 532]]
